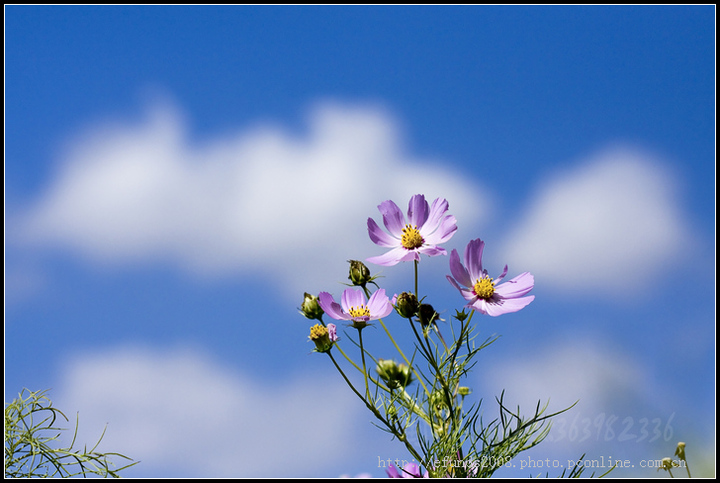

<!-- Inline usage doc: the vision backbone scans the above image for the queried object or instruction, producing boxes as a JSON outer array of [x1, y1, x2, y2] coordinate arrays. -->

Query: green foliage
[[5, 388, 137, 478], [340, 303, 581, 477], [309, 258, 600, 477]]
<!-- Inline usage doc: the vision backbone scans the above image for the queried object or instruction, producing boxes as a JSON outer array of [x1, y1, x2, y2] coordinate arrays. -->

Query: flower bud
[[458, 386, 472, 396], [394, 292, 419, 319], [417, 303, 441, 327], [376, 359, 414, 389], [300, 293, 324, 320], [348, 260, 372, 287], [429, 390, 447, 411], [309, 323, 337, 353], [674, 442, 686, 461], [657, 457, 678, 474]]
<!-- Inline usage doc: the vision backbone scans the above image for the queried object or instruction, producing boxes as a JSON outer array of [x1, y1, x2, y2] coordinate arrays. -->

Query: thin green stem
[[327, 352, 425, 465], [400, 388, 432, 425], [318, 316, 363, 373], [414, 260, 418, 298], [327, 352, 367, 403], [433, 324, 449, 352], [378, 317, 430, 397], [333, 341, 362, 373], [408, 317, 433, 365], [358, 327, 371, 402]]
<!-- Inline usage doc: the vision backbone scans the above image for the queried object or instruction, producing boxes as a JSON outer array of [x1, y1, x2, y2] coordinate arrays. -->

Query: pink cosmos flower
[[447, 238, 534, 316], [318, 288, 393, 328], [366, 194, 457, 266]]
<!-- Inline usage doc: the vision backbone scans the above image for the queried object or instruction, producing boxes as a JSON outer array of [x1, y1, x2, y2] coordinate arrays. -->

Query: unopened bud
[[657, 457, 678, 474], [417, 303, 441, 327], [429, 390, 447, 411], [394, 292, 419, 319], [458, 386, 472, 396], [300, 293, 324, 320], [675, 442, 686, 461], [348, 260, 372, 287], [376, 359, 414, 389]]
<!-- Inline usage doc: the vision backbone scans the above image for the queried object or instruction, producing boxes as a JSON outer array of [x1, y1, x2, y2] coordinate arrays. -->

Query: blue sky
[[5, 5, 715, 478]]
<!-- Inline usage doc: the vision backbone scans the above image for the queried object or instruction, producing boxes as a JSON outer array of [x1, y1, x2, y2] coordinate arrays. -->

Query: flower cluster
[[298, 194, 567, 479], [309, 194, 534, 326]]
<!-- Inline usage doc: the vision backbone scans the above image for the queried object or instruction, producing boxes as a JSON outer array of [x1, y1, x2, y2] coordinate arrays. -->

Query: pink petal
[[318, 292, 349, 320], [417, 245, 447, 258], [341, 288, 366, 312], [495, 272, 534, 298], [422, 214, 457, 245], [367, 246, 408, 266], [484, 295, 535, 316], [447, 275, 477, 303], [327, 323, 338, 341], [367, 217, 398, 248], [367, 289, 393, 319], [448, 249, 472, 288], [378, 200, 406, 238], [424, 197, 450, 231], [397, 249, 422, 263], [464, 238, 486, 281], [407, 194, 429, 228]]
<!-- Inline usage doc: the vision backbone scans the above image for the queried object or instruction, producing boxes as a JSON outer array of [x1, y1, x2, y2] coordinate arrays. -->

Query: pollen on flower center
[[348, 305, 371, 318], [473, 278, 495, 300], [309, 324, 328, 340], [401, 224, 424, 250]]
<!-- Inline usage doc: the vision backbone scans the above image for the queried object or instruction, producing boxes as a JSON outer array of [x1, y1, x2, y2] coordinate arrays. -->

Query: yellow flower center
[[473, 278, 495, 300], [348, 305, 371, 318], [401, 224, 424, 249], [309, 324, 328, 340]]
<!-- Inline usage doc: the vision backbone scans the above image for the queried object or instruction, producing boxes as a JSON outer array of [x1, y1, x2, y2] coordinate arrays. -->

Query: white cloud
[[480, 340, 650, 421], [500, 148, 692, 296], [18, 101, 489, 298], [54, 344, 362, 477]]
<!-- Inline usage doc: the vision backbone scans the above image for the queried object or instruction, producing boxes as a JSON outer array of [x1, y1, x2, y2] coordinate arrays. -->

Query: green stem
[[327, 352, 425, 465], [433, 324, 449, 352], [408, 317, 433, 366], [358, 327, 371, 402], [318, 316, 363, 373], [400, 388, 432, 425], [378, 317, 430, 397], [414, 260, 418, 298], [333, 341, 362, 373], [327, 351, 367, 403], [409, 315, 461, 447]]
